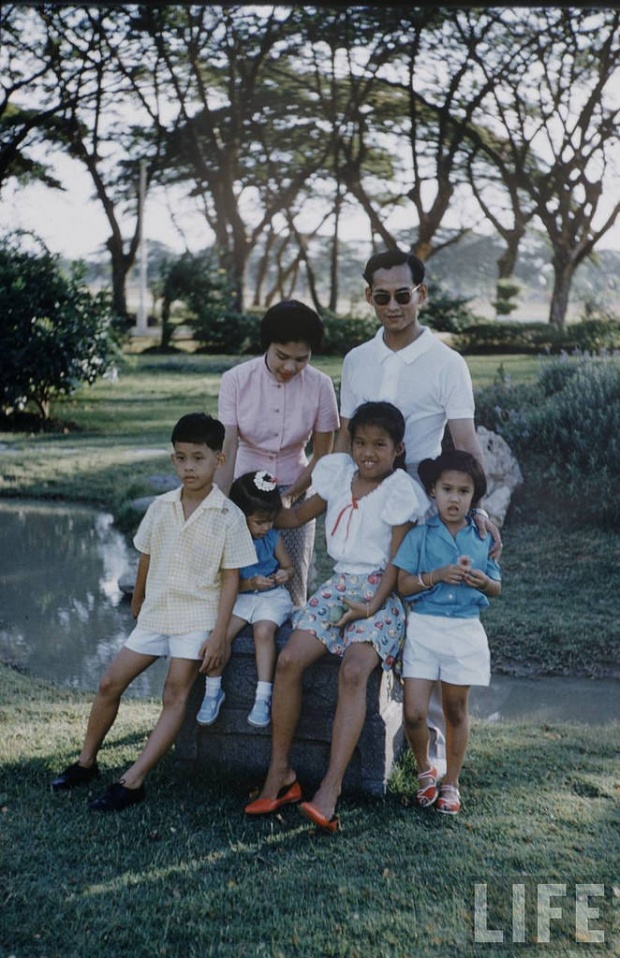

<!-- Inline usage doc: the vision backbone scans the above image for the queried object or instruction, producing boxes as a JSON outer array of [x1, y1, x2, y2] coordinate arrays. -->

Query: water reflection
[[0, 499, 166, 697]]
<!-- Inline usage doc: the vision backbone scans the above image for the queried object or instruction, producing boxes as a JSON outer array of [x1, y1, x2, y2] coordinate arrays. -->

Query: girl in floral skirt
[[244, 401, 425, 832]]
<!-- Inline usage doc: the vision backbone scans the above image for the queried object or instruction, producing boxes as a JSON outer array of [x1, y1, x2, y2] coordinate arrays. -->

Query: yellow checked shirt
[[133, 485, 257, 634]]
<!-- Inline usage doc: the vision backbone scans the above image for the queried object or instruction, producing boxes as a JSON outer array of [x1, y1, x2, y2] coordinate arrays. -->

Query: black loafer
[[88, 781, 145, 812], [51, 761, 100, 791]]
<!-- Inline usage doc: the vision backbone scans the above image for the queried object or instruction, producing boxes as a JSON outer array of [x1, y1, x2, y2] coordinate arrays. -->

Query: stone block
[[175, 622, 405, 796]]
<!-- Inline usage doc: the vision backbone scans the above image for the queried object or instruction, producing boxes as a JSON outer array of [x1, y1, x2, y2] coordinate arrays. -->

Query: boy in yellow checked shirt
[[51, 413, 256, 812]]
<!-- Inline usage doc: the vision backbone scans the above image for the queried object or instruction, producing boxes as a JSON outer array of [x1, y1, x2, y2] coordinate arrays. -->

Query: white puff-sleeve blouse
[[312, 454, 426, 574]]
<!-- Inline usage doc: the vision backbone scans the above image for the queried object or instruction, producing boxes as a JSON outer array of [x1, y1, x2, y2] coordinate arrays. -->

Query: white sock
[[255, 681, 273, 702], [205, 676, 222, 697]]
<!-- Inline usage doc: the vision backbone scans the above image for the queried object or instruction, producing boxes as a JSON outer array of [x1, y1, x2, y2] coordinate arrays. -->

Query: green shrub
[[476, 357, 620, 526], [474, 365, 540, 437], [0, 241, 120, 421], [458, 319, 620, 354], [423, 286, 477, 333], [319, 312, 379, 355]]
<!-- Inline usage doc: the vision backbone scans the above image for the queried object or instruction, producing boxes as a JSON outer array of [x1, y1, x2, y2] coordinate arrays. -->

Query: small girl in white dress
[[244, 401, 425, 832]]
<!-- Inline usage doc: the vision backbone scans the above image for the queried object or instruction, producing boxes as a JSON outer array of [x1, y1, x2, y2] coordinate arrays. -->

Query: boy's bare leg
[[256, 629, 326, 799], [77, 648, 158, 767], [117, 657, 201, 790], [440, 682, 470, 788], [402, 677, 436, 773], [308, 643, 379, 821]]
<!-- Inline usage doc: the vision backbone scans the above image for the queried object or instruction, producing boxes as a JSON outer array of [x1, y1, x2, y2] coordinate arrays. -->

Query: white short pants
[[124, 626, 208, 661], [402, 611, 490, 686], [233, 585, 293, 627]]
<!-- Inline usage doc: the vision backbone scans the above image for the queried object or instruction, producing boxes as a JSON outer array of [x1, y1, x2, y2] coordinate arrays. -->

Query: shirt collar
[[373, 325, 433, 365], [161, 484, 228, 511]]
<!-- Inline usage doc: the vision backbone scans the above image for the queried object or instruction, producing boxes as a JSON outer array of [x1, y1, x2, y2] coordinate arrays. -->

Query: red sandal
[[436, 783, 461, 815], [415, 765, 439, 807]]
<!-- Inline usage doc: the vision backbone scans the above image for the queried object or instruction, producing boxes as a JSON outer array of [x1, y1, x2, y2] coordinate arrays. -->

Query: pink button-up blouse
[[218, 355, 339, 486]]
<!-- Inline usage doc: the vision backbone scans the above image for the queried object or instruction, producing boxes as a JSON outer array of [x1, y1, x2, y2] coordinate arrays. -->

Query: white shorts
[[233, 586, 293, 627], [124, 626, 208, 661], [402, 611, 490, 686]]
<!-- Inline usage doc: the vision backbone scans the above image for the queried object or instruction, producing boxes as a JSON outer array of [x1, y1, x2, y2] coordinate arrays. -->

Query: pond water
[[0, 498, 166, 697], [0, 499, 618, 724]]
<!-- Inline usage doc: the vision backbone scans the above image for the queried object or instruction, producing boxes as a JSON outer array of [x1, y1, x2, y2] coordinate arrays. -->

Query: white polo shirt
[[133, 485, 257, 634], [340, 326, 475, 470]]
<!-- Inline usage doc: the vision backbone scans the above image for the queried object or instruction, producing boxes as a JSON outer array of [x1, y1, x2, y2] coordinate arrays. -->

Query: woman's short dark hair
[[260, 299, 324, 352], [171, 413, 225, 450], [362, 249, 425, 286], [418, 449, 487, 505], [228, 471, 283, 518]]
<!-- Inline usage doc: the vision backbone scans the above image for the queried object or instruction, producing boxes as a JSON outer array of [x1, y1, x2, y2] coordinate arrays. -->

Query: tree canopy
[[1, 4, 619, 329]]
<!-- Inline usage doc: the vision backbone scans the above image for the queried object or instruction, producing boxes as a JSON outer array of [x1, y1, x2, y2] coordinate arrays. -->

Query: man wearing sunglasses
[[334, 247, 501, 775], [336, 248, 490, 501]]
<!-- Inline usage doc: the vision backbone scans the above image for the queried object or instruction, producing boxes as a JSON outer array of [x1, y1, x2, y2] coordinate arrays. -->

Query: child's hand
[[464, 569, 489, 592], [273, 569, 291, 585], [252, 574, 276, 591], [332, 598, 369, 626], [435, 563, 469, 585], [199, 634, 226, 673]]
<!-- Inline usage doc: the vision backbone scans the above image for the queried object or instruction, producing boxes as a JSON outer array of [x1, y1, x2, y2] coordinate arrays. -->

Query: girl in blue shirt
[[197, 471, 293, 729], [394, 449, 501, 815]]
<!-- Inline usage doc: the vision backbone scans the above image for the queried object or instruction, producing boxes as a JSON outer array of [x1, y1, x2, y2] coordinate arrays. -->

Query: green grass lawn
[[1, 665, 618, 958]]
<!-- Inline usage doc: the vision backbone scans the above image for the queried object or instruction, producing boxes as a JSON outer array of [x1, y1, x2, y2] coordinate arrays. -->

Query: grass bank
[[1, 665, 618, 958], [0, 351, 617, 678]]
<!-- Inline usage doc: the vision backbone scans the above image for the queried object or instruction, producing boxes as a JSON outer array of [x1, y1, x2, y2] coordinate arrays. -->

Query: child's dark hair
[[229, 471, 283, 520], [171, 413, 225, 450], [362, 248, 425, 286], [348, 401, 406, 469], [418, 449, 487, 505], [260, 299, 324, 352]]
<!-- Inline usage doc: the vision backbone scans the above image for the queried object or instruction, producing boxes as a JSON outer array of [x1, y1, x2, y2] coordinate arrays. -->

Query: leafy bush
[[458, 319, 620, 354], [523, 361, 620, 525], [475, 357, 620, 526], [0, 241, 119, 421], [319, 312, 379, 355], [423, 286, 477, 333]]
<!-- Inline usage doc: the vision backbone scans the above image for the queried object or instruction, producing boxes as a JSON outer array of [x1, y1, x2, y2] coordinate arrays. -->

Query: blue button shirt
[[393, 515, 501, 618], [239, 527, 279, 581]]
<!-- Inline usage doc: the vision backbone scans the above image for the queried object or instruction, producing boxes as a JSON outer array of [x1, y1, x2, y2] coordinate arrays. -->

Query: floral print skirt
[[292, 570, 406, 673]]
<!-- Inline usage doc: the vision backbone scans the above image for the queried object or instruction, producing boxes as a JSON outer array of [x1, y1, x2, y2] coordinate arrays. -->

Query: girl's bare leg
[[441, 682, 470, 788], [402, 677, 437, 774], [78, 648, 158, 766], [118, 657, 201, 790], [257, 629, 326, 799], [308, 642, 380, 821], [253, 620, 278, 683]]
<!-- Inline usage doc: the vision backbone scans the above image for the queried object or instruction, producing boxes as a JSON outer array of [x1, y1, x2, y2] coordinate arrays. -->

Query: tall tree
[[109, 4, 339, 311], [30, 5, 167, 319], [0, 4, 65, 190], [472, 7, 620, 328]]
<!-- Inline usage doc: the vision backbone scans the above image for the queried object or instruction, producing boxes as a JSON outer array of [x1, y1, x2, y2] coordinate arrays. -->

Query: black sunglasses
[[370, 283, 422, 306]]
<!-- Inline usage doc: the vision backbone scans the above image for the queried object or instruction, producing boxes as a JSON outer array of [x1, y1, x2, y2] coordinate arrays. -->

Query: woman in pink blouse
[[216, 301, 340, 606]]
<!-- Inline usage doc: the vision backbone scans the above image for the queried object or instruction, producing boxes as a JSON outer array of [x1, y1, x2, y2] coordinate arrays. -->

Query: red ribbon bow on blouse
[[330, 496, 359, 540]]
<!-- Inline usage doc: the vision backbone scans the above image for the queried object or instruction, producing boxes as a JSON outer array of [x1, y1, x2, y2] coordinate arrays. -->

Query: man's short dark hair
[[363, 249, 425, 286], [260, 299, 324, 352], [171, 413, 225, 451]]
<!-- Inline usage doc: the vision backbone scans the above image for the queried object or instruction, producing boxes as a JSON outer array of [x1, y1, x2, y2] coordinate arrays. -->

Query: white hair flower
[[254, 470, 277, 492]]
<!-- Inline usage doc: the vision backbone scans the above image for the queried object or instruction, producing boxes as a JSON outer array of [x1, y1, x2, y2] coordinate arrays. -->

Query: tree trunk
[[106, 236, 130, 319], [549, 254, 576, 330]]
